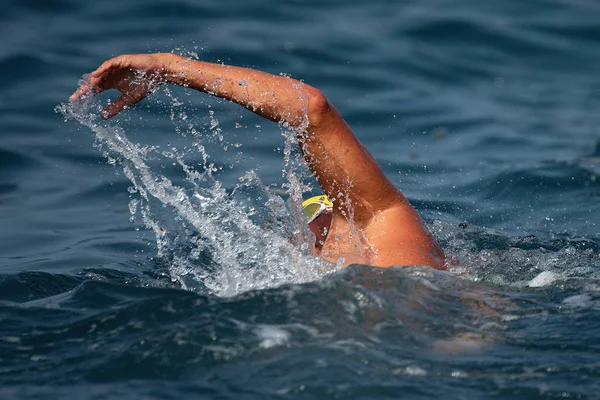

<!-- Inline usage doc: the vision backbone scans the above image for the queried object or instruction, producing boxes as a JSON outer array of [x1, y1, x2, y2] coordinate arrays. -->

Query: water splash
[[56, 90, 335, 297]]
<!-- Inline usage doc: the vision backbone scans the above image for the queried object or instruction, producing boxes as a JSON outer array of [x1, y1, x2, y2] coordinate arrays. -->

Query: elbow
[[305, 86, 331, 128]]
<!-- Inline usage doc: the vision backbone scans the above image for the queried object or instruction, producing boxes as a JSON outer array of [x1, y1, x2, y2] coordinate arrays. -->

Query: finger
[[91, 55, 129, 79], [100, 92, 143, 120], [69, 79, 103, 102], [70, 56, 133, 102], [70, 71, 109, 101], [101, 95, 130, 120], [69, 85, 90, 102]]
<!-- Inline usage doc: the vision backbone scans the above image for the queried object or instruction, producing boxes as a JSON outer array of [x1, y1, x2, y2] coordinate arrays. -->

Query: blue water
[[2, 0, 600, 398]]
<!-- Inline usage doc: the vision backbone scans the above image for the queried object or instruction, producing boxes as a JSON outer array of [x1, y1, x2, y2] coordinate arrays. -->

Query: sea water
[[2, 0, 600, 398]]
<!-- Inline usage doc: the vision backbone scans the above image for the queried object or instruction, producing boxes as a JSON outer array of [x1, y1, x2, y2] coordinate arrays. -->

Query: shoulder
[[362, 203, 446, 269]]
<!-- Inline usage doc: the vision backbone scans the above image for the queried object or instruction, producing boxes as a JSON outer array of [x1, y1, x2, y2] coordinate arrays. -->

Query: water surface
[[2, 0, 600, 398]]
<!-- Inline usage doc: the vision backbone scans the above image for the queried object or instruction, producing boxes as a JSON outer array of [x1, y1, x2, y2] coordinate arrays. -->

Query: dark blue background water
[[2, 0, 600, 398]]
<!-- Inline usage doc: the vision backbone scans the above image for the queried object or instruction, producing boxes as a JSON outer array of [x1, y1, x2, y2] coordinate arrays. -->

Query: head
[[302, 195, 333, 251]]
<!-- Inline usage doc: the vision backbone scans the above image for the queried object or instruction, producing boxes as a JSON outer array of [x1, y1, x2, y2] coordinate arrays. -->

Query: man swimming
[[70, 53, 445, 270]]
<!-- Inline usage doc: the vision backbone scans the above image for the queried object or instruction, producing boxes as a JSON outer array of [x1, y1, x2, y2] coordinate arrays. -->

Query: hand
[[431, 332, 489, 354], [69, 54, 167, 119]]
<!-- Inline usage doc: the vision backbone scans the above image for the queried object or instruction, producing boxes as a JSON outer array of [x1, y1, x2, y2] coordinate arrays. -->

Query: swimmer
[[70, 53, 445, 269]]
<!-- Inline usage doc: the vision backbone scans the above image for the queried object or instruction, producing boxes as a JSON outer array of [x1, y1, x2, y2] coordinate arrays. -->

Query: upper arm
[[301, 87, 403, 221]]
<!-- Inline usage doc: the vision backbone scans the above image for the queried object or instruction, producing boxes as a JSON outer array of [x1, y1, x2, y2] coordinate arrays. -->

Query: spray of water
[[56, 85, 336, 297]]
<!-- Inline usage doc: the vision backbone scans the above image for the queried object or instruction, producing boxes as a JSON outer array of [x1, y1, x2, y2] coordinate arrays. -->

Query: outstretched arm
[[71, 53, 444, 268], [72, 53, 399, 215]]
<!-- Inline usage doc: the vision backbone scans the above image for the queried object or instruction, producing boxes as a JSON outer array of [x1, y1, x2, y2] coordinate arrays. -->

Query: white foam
[[402, 366, 427, 376], [255, 325, 291, 349], [561, 294, 591, 309], [528, 271, 558, 287]]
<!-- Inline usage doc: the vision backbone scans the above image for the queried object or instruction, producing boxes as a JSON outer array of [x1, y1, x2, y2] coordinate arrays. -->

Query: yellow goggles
[[302, 195, 333, 223]]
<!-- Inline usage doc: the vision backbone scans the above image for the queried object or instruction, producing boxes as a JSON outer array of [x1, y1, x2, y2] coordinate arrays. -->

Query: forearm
[[160, 53, 312, 128]]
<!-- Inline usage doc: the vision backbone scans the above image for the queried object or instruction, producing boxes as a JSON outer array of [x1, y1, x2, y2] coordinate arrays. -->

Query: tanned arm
[[71, 53, 444, 269]]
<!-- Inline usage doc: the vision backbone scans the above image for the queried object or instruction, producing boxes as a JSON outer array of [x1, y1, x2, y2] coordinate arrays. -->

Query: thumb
[[100, 91, 145, 120]]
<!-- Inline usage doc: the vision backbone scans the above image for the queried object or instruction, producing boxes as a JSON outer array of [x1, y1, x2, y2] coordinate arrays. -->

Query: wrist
[[156, 53, 177, 82]]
